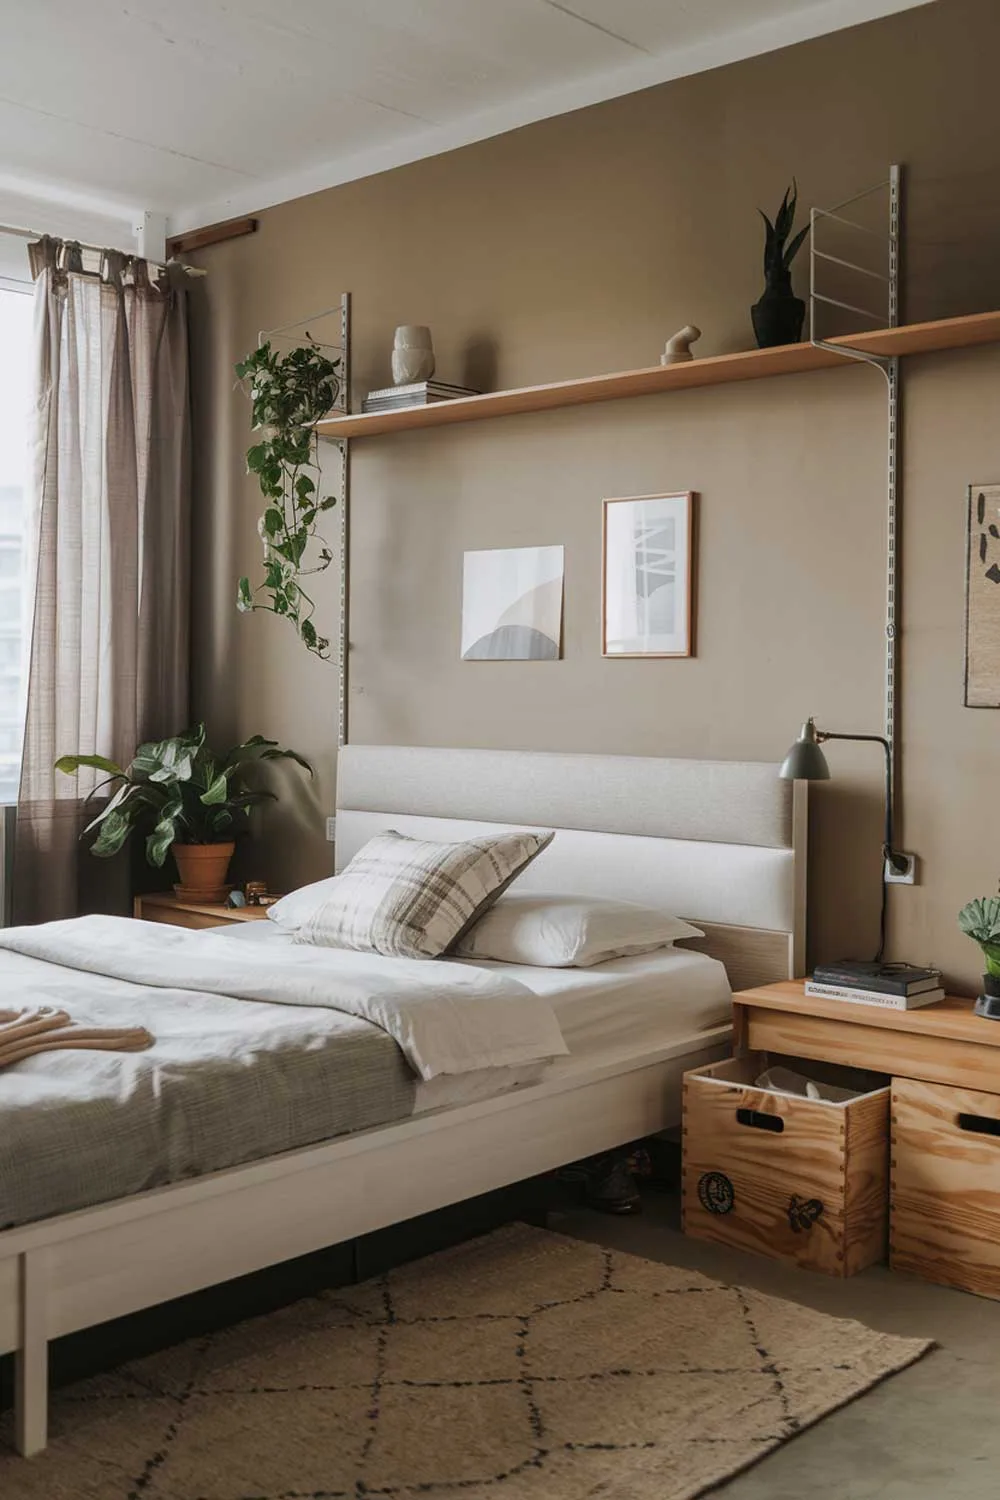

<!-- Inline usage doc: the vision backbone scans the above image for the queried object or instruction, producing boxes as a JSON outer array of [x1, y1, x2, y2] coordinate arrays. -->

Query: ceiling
[[0, 0, 931, 245]]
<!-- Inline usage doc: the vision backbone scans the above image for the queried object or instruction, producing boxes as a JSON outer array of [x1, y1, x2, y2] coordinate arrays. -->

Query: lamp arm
[[816, 731, 905, 873]]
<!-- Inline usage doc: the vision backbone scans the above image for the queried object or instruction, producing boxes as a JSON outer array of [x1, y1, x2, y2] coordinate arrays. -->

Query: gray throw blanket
[[0, 916, 565, 1229]]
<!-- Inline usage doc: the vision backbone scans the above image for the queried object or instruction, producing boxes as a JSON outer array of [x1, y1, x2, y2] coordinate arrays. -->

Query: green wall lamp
[[779, 717, 915, 961]]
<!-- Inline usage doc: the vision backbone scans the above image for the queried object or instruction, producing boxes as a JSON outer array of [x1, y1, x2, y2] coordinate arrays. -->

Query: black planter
[[751, 284, 806, 349], [974, 971, 1000, 1019]]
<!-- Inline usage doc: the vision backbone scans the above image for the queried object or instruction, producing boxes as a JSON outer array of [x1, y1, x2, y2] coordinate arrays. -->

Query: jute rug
[[0, 1223, 931, 1500]]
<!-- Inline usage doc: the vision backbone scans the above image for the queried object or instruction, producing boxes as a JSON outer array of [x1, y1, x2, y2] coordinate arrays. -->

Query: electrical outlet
[[325, 816, 337, 842], [885, 853, 917, 885]]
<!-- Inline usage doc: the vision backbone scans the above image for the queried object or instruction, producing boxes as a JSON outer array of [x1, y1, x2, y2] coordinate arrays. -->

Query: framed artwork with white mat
[[602, 491, 695, 658]]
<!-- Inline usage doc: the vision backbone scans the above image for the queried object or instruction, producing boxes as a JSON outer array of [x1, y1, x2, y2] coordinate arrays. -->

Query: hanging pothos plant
[[235, 337, 342, 658]]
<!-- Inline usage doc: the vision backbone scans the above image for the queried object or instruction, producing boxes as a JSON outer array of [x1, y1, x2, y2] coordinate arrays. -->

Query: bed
[[0, 745, 806, 1456]]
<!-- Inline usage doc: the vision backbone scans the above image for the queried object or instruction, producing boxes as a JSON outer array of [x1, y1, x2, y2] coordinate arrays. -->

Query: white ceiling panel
[[0, 0, 933, 240], [535, 0, 829, 52], [0, 99, 249, 209]]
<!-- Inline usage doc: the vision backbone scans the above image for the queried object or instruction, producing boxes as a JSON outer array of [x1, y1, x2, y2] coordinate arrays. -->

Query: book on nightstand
[[804, 981, 945, 1010], [806, 959, 943, 1010]]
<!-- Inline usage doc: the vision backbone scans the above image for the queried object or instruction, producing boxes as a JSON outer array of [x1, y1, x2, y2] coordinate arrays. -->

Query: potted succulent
[[751, 180, 810, 349], [958, 895, 1000, 1018], [56, 724, 312, 902]]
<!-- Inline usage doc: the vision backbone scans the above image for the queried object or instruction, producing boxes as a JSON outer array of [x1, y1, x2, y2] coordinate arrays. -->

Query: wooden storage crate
[[682, 1053, 890, 1276], [892, 1076, 1000, 1298]]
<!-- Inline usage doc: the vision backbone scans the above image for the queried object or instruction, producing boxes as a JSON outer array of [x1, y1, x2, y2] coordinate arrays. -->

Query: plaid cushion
[[296, 828, 555, 959]]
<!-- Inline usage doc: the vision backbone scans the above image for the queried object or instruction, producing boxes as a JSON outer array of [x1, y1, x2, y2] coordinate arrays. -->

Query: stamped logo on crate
[[787, 1193, 825, 1232], [698, 1171, 735, 1216]]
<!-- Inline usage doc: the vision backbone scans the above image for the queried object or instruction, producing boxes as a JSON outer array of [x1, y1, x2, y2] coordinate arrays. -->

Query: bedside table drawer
[[140, 905, 235, 931], [133, 895, 275, 929], [892, 1077, 1000, 1299]]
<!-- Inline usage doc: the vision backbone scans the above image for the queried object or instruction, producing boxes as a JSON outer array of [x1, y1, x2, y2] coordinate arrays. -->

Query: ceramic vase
[[392, 325, 435, 385]]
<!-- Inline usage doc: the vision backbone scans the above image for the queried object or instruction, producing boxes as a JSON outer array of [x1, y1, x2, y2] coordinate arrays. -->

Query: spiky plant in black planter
[[751, 181, 810, 349]]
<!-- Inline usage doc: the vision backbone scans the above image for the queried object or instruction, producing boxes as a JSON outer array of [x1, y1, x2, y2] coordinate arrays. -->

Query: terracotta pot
[[172, 842, 236, 904]]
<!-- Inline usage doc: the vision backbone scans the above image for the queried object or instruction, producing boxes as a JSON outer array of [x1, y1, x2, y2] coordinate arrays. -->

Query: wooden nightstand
[[133, 892, 275, 931], [731, 979, 1000, 1298], [732, 978, 1000, 1093]]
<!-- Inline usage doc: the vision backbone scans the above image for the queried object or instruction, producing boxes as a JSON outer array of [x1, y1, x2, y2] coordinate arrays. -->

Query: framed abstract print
[[602, 492, 695, 658], [965, 482, 1000, 706], [461, 545, 564, 661]]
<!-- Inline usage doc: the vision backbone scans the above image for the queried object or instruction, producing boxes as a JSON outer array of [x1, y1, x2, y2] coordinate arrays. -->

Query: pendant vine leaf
[[235, 335, 342, 659]]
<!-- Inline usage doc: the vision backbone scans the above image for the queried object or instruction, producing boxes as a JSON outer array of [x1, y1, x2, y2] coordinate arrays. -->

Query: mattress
[[219, 923, 733, 1114], [418, 944, 731, 1111]]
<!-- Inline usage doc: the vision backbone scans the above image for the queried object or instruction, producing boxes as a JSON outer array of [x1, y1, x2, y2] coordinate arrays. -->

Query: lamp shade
[[779, 718, 831, 781]]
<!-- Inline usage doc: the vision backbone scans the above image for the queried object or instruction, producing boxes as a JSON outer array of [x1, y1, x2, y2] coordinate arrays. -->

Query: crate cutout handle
[[958, 1111, 1000, 1139], [736, 1108, 784, 1133]]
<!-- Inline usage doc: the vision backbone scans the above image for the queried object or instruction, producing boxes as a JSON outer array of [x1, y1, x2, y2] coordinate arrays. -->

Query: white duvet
[[0, 915, 568, 1080]]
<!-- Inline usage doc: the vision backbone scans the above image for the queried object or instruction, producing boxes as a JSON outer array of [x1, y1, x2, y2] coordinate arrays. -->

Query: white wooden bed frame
[[0, 745, 806, 1457]]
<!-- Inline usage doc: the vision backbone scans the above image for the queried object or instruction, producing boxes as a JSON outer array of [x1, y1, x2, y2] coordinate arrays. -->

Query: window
[[0, 285, 32, 805]]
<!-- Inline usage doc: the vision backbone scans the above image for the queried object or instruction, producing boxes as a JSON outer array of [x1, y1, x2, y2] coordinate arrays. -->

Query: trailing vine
[[235, 337, 342, 658]]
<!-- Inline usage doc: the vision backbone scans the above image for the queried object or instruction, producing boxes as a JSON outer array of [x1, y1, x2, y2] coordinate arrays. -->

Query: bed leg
[[14, 1249, 49, 1457]]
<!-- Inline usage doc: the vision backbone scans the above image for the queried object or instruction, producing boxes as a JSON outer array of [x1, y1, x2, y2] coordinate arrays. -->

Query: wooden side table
[[730, 980, 1000, 1297], [133, 892, 274, 931], [732, 979, 1000, 1093]]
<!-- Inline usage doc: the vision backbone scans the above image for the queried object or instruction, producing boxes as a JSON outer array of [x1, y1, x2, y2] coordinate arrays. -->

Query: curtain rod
[[0, 221, 207, 277]]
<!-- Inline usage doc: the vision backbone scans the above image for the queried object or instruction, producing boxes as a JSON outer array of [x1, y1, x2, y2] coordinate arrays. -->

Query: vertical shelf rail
[[810, 166, 902, 803], [336, 292, 351, 750]]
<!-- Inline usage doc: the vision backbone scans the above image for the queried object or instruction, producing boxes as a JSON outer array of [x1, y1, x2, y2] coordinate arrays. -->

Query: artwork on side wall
[[602, 492, 695, 658], [964, 482, 1000, 706], [461, 545, 564, 661]]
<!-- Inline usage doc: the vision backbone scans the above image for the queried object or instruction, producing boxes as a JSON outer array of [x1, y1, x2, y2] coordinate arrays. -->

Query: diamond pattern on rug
[[0, 1222, 933, 1500]]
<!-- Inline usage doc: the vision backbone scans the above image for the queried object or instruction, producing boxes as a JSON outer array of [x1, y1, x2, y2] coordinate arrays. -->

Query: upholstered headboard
[[335, 746, 807, 987]]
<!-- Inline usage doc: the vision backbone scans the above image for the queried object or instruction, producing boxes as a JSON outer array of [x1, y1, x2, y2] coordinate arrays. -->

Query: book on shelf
[[804, 980, 945, 1010], [362, 398, 463, 412], [810, 959, 941, 997], [362, 379, 480, 412], [366, 380, 479, 399]]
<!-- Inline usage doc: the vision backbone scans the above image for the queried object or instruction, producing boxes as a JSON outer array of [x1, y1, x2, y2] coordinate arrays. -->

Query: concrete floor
[[552, 1190, 1000, 1500]]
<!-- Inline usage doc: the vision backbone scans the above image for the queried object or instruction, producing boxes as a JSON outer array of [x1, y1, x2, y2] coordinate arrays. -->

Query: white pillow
[[281, 828, 554, 959], [268, 877, 338, 932], [453, 893, 703, 968]]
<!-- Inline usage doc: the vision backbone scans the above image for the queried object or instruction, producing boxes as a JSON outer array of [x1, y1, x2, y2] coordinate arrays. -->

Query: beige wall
[[189, 0, 1000, 991]]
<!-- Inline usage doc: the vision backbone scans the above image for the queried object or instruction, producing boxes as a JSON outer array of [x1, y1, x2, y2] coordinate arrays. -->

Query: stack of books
[[362, 380, 479, 414], [805, 960, 944, 1010]]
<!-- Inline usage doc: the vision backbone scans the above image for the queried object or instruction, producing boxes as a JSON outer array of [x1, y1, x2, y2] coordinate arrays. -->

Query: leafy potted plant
[[56, 724, 312, 902], [958, 895, 1000, 1018], [751, 180, 810, 349], [235, 337, 342, 659]]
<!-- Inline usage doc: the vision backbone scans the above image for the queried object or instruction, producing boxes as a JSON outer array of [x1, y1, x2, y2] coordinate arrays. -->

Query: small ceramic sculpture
[[392, 325, 436, 385], [660, 325, 702, 365]]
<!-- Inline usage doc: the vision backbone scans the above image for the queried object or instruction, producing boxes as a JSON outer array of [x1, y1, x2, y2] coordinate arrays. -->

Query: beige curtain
[[13, 238, 190, 923]]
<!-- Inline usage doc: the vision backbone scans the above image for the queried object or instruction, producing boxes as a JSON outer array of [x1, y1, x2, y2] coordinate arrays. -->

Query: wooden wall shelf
[[315, 311, 1000, 440]]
